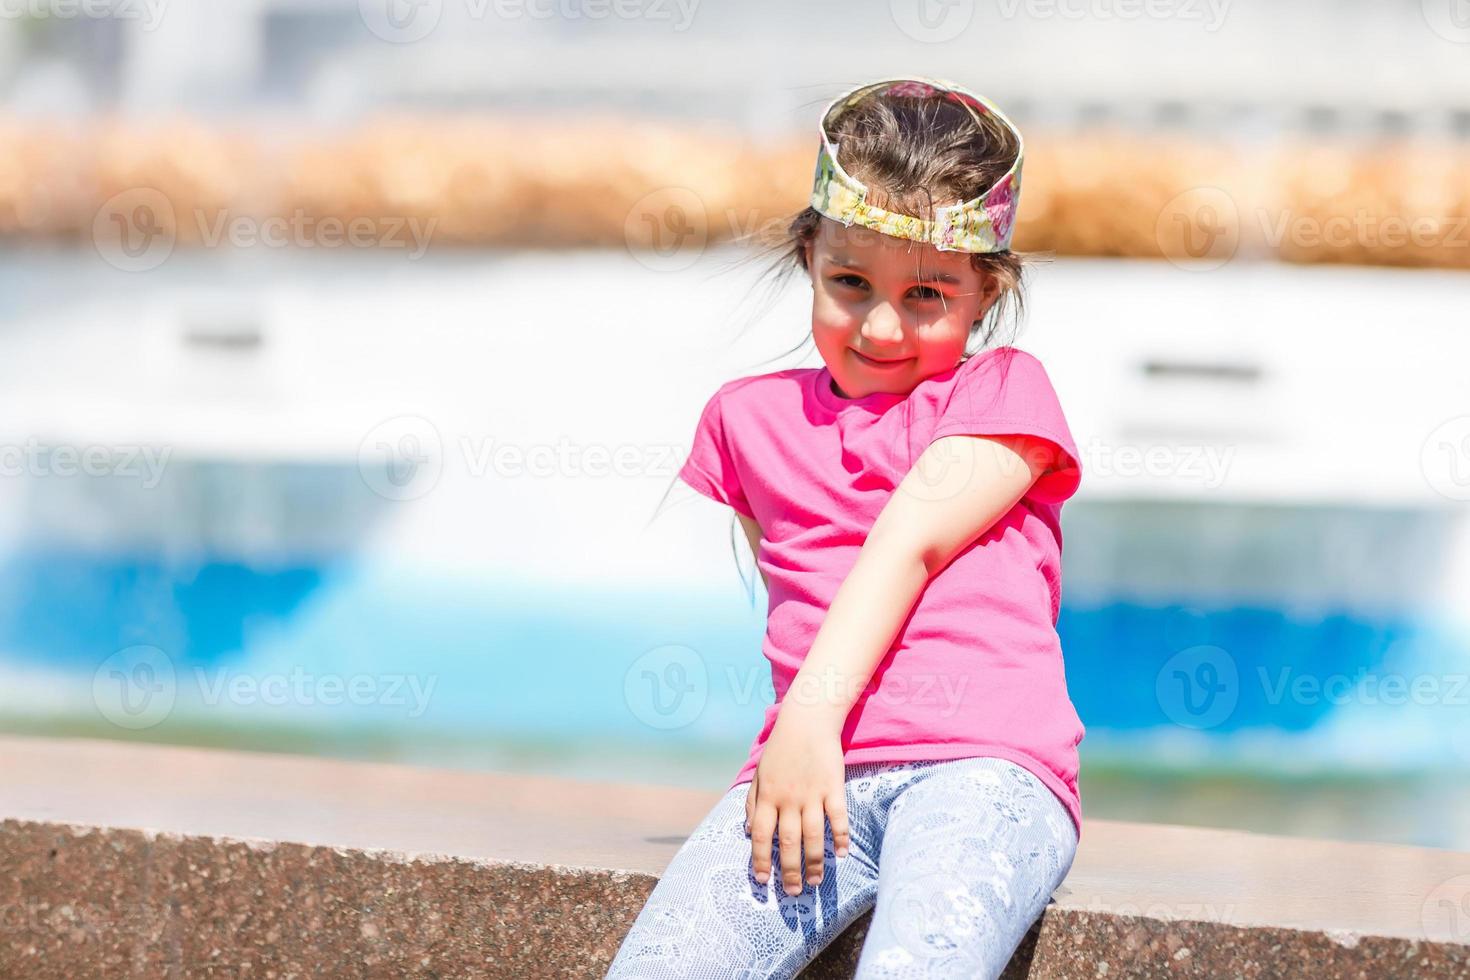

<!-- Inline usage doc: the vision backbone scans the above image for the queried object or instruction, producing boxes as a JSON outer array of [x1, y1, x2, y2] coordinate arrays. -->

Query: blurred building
[[1, 0, 1469, 141]]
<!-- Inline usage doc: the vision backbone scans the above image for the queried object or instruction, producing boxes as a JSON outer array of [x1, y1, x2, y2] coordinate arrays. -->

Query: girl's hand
[[744, 707, 851, 896]]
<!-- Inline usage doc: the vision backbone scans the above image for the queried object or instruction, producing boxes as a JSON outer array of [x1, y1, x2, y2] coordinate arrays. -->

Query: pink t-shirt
[[677, 345, 1086, 837]]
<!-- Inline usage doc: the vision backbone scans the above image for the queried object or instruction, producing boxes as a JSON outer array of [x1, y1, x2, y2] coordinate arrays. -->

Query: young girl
[[608, 76, 1086, 979]]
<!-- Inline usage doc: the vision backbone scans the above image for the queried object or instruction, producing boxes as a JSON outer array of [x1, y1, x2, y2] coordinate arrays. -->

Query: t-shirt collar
[[812, 364, 912, 415]]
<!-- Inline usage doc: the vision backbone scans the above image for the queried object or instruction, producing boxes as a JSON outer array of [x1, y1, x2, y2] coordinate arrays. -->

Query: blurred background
[[1, 0, 1468, 851]]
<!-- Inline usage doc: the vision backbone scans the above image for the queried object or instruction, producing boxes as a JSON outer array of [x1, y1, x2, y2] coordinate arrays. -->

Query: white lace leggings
[[605, 756, 1079, 979]]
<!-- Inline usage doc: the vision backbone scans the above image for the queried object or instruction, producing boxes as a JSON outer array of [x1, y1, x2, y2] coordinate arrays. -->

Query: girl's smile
[[850, 348, 916, 371], [805, 218, 1000, 400]]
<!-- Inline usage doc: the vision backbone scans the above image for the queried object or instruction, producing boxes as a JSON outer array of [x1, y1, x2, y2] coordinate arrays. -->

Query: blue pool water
[[3, 545, 1466, 781]]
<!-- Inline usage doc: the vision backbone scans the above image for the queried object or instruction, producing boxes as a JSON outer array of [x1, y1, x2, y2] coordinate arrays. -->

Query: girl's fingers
[[777, 803, 805, 896], [744, 774, 755, 836], [748, 798, 776, 885], [801, 803, 826, 887], [826, 790, 851, 859]]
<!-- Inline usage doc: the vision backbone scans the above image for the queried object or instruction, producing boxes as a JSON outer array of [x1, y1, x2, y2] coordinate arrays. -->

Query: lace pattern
[[606, 756, 1078, 979]]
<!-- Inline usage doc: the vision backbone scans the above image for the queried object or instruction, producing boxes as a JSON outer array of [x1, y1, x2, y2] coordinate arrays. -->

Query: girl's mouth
[[851, 349, 914, 371]]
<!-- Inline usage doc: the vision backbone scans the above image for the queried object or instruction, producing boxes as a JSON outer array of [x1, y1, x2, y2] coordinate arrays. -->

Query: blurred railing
[[3, 114, 1470, 270]]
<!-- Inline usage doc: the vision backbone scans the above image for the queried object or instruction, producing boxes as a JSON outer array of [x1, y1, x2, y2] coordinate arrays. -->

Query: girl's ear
[[977, 273, 1002, 315]]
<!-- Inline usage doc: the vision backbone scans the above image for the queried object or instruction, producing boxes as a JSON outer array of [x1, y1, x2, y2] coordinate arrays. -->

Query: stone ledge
[[0, 734, 1467, 978]]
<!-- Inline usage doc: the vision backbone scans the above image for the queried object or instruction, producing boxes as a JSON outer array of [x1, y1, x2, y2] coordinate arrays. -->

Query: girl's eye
[[832, 274, 866, 289], [909, 286, 943, 301]]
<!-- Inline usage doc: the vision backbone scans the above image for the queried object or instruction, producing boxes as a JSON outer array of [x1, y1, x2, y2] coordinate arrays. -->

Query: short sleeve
[[677, 384, 756, 520], [927, 348, 1083, 504]]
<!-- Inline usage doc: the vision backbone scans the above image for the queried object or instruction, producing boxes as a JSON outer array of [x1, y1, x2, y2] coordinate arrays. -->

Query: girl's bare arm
[[737, 513, 768, 590], [777, 432, 1060, 732]]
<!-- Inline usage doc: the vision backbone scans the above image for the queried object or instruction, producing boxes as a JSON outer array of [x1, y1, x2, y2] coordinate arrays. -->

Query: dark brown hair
[[741, 84, 1038, 365], [658, 84, 1042, 603]]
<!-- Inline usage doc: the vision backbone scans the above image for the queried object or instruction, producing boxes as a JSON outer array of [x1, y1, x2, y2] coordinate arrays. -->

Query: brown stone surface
[[1, 734, 1467, 978]]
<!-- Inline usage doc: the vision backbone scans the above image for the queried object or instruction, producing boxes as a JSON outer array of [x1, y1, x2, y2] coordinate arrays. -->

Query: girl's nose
[[860, 302, 905, 346]]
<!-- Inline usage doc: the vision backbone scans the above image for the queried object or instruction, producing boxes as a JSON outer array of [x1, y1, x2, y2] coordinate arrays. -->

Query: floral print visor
[[808, 76, 1024, 253]]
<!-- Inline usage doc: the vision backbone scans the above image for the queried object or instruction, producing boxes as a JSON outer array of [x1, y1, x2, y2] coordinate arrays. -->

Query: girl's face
[[805, 216, 998, 400]]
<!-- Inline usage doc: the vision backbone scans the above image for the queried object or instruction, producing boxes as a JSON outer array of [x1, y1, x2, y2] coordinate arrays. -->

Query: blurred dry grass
[[3, 113, 1470, 269]]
